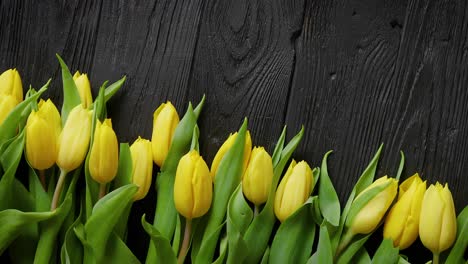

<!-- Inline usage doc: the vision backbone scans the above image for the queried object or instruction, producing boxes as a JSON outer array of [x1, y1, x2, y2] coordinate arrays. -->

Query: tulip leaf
[[0, 209, 55, 255], [0, 82, 48, 147], [316, 222, 334, 264], [271, 126, 287, 167], [446, 205, 468, 264], [226, 184, 253, 264], [213, 235, 228, 264], [395, 151, 405, 181], [104, 75, 126, 103], [352, 248, 371, 264], [192, 119, 248, 263], [269, 197, 317, 264], [84, 184, 138, 263], [193, 94, 206, 119], [105, 232, 141, 264], [172, 214, 182, 253], [60, 209, 84, 264], [319, 151, 341, 227], [331, 144, 383, 252], [28, 168, 51, 212], [242, 126, 304, 264], [397, 256, 411, 264], [113, 143, 133, 188], [141, 215, 177, 264], [190, 124, 200, 152], [56, 54, 81, 124], [336, 233, 371, 264], [371, 238, 399, 264], [260, 247, 270, 264]]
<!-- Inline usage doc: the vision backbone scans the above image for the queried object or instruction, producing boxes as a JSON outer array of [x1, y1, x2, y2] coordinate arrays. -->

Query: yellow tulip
[[274, 160, 313, 222], [383, 173, 426, 249], [347, 176, 398, 235], [151, 101, 179, 167], [0, 95, 17, 125], [242, 147, 273, 205], [0, 69, 23, 103], [73, 71, 93, 108], [130, 137, 153, 201], [419, 182, 457, 254], [89, 119, 119, 184], [56, 105, 92, 172], [25, 99, 61, 170], [210, 131, 252, 181], [174, 150, 212, 219]]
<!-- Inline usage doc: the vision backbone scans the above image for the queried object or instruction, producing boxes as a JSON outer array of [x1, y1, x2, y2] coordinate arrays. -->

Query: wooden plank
[[287, 0, 468, 211], [187, 0, 305, 162]]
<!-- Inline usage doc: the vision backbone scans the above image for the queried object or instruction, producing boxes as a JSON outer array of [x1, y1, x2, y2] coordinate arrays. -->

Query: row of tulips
[[0, 57, 467, 264]]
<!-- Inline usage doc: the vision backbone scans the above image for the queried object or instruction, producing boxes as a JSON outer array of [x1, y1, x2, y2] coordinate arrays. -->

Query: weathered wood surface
[[1, 0, 467, 262]]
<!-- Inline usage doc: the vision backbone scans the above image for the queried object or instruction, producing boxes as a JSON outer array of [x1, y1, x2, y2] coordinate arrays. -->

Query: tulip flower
[[174, 150, 212, 264], [151, 101, 179, 167], [73, 71, 93, 108], [383, 173, 426, 249], [130, 137, 153, 201], [242, 147, 273, 206], [210, 131, 252, 181], [89, 119, 119, 185], [0, 68, 23, 103], [56, 105, 92, 172], [25, 99, 61, 170], [174, 150, 212, 219], [346, 176, 398, 235], [419, 182, 457, 263], [274, 160, 313, 222], [0, 95, 17, 125]]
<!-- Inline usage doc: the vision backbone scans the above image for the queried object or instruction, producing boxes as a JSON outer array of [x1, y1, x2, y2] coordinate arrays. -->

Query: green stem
[[335, 230, 355, 260], [51, 169, 67, 210], [178, 218, 192, 264], [433, 252, 439, 264], [99, 183, 107, 200], [254, 205, 260, 217], [39, 169, 46, 190]]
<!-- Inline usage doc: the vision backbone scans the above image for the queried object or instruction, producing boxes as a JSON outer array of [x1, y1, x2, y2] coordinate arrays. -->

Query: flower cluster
[[0, 57, 466, 264]]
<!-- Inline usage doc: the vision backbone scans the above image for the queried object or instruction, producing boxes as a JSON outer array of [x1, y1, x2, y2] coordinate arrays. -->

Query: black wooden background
[[1, 0, 467, 263]]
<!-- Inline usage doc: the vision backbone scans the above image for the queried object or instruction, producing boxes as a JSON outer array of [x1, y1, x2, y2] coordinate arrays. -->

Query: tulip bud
[[130, 137, 153, 201], [56, 105, 92, 172], [242, 147, 273, 205], [89, 119, 119, 184], [174, 150, 212, 219], [210, 131, 252, 181], [419, 182, 457, 254], [274, 160, 313, 222], [25, 99, 61, 170], [0, 69, 23, 103], [383, 173, 426, 249], [151, 101, 179, 167], [73, 71, 93, 108], [346, 176, 398, 235], [0, 95, 18, 125]]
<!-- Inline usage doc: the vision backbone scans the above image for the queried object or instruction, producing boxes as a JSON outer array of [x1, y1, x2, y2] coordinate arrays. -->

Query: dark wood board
[[1, 0, 467, 263]]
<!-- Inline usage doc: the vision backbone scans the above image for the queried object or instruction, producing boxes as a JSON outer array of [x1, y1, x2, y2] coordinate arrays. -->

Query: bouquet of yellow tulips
[[0, 56, 466, 264]]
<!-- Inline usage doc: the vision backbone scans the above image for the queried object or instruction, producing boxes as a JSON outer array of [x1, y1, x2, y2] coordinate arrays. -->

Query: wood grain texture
[[1, 0, 467, 262]]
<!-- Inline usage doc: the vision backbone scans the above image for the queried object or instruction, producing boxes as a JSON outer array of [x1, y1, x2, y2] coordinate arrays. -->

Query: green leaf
[[260, 247, 270, 264], [34, 195, 73, 264], [60, 209, 84, 264], [243, 126, 305, 264], [172, 214, 182, 253], [336, 234, 371, 264], [446, 205, 468, 264], [28, 168, 51, 212], [271, 126, 287, 167], [319, 151, 341, 226], [0, 82, 48, 146], [395, 151, 405, 181], [226, 184, 254, 264], [56, 54, 81, 124], [212, 235, 228, 264], [269, 197, 317, 264], [113, 143, 133, 189], [193, 119, 248, 263], [0, 209, 55, 255], [141, 215, 177, 264], [190, 124, 200, 152], [84, 184, 138, 263], [105, 232, 140, 264], [331, 144, 383, 252], [371, 238, 399, 264], [316, 223, 333, 264], [104, 76, 126, 103], [352, 248, 372, 264]]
